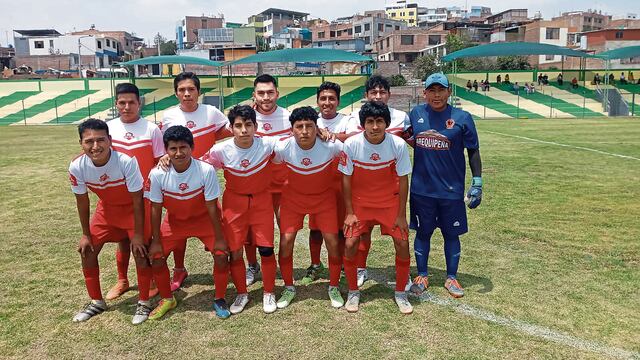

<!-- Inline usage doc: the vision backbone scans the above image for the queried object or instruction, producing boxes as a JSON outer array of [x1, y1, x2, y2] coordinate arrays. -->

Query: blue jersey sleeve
[[461, 112, 479, 149]]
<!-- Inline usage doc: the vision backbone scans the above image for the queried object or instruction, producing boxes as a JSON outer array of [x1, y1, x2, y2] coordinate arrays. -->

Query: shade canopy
[[596, 46, 640, 60], [442, 42, 593, 62], [226, 48, 373, 65], [117, 55, 223, 67]]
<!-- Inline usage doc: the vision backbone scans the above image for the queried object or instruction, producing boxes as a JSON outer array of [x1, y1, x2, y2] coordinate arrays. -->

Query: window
[[337, 30, 342, 36], [545, 28, 560, 40], [318, 42, 322, 47], [545, 55, 555, 61], [49, 40, 54, 47], [616, 31, 624, 39], [386, 24, 392, 28], [106, 39, 110, 47], [318, 31, 325, 39], [365, 23, 370, 31], [409, 11, 414, 16], [330, 31, 336, 37], [378, 23, 384, 31], [401, 35, 414, 45], [97, 41, 102, 49], [409, 19, 414, 23], [34, 40, 44, 49], [364, 36, 370, 44], [391, 12, 396, 17], [355, 25, 362, 33], [395, 25, 400, 30], [202, 19, 207, 28], [380, 41, 383, 50], [401, 12, 405, 16], [428, 35, 441, 45], [386, 38, 390, 47], [347, 28, 353, 35]]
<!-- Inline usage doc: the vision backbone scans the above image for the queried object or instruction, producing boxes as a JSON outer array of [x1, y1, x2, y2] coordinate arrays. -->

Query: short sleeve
[[123, 156, 144, 192], [145, 170, 164, 203], [272, 139, 287, 164], [330, 140, 343, 158], [202, 163, 222, 201], [462, 113, 479, 149], [338, 145, 353, 176], [394, 140, 412, 176], [346, 111, 362, 134], [68, 161, 87, 195], [151, 126, 166, 158], [209, 106, 229, 131], [201, 145, 224, 169]]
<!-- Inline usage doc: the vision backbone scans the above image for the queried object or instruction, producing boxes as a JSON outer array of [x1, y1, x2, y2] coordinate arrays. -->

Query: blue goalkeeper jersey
[[407, 104, 479, 200]]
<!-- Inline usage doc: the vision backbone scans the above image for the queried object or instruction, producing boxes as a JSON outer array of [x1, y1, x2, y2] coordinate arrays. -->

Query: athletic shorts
[[222, 190, 274, 249], [409, 193, 468, 236], [309, 187, 344, 233], [268, 164, 288, 194], [159, 213, 217, 256], [346, 202, 406, 240], [89, 200, 151, 246], [281, 192, 338, 234]]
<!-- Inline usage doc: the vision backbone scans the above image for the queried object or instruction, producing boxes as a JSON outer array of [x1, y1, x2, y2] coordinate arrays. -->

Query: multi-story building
[[374, 28, 447, 62], [486, 9, 529, 25], [258, 8, 309, 39], [71, 27, 143, 61], [176, 15, 224, 49], [551, 10, 611, 33], [270, 28, 312, 49], [312, 39, 366, 52], [524, 19, 570, 67], [385, 0, 419, 26], [191, 27, 256, 61], [417, 8, 448, 27], [311, 13, 407, 52]]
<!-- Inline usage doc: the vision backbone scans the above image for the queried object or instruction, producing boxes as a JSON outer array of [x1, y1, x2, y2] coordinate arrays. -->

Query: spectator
[[513, 82, 520, 93], [629, 71, 635, 83], [609, 73, 615, 85], [538, 73, 543, 86], [542, 74, 549, 85], [484, 81, 491, 92], [466, 79, 473, 92], [557, 73, 563, 86], [571, 77, 579, 89], [473, 80, 478, 91], [496, 74, 502, 84], [594, 73, 601, 85], [504, 74, 511, 84], [530, 83, 535, 93], [620, 72, 627, 85]]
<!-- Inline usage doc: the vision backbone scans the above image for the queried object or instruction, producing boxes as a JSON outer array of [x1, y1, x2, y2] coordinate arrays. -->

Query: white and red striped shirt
[[108, 117, 164, 178], [161, 104, 228, 158], [256, 106, 291, 138], [317, 113, 353, 134], [347, 107, 409, 135]]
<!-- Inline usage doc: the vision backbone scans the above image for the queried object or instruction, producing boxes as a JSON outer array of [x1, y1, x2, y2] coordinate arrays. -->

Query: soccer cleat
[[73, 300, 107, 322], [276, 287, 296, 309], [213, 299, 231, 319], [246, 263, 261, 286], [263, 293, 277, 314], [230, 294, 249, 315], [444, 278, 464, 298], [345, 291, 360, 313], [149, 296, 177, 320], [299, 263, 325, 285], [149, 280, 159, 298], [132, 301, 153, 325], [356, 268, 369, 287], [410, 275, 429, 296], [405, 277, 413, 292], [394, 291, 413, 314], [105, 279, 130, 300], [328, 286, 344, 308], [170, 268, 188, 292]]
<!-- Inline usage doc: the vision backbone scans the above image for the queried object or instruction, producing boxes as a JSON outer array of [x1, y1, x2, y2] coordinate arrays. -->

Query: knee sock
[[278, 254, 294, 287], [343, 256, 358, 291], [230, 258, 247, 294], [82, 267, 102, 300], [245, 243, 258, 265], [443, 232, 461, 278], [261, 255, 276, 293], [309, 236, 323, 266], [395, 256, 411, 292], [414, 232, 433, 277], [116, 248, 130, 281], [214, 263, 229, 300], [356, 238, 371, 268], [152, 264, 173, 299], [173, 242, 186, 269], [135, 266, 152, 301], [328, 256, 342, 287]]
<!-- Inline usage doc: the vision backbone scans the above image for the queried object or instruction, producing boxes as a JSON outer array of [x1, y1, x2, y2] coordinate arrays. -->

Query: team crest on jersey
[[186, 121, 196, 129], [240, 159, 250, 168], [99, 173, 109, 182], [179, 183, 189, 191], [124, 132, 134, 140], [301, 158, 312, 166], [415, 130, 451, 150], [263, 123, 272, 131], [339, 151, 347, 166], [370, 153, 381, 161], [69, 174, 78, 186], [446, 119, 455, 129]]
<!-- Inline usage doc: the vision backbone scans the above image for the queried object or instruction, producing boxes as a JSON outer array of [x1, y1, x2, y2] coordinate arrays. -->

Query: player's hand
[[157, 154, 171, 171], [214, 238, 229, 255], [393, 216, 409, 241], [465, 176, 483, 209], [148, 239, 164, 261], [343, 213, 359, 238], [400, 126, 413, 140], [130, 234, 148, 258], [77, 234, 94, 258], [317, 128, 336, 142]]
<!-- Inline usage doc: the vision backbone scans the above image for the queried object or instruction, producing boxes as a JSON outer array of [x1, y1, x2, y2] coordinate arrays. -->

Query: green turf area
[[0, 91, 41, 107], [0, 118, 638, 358], [276, 87, 317, 108], [337, 86, 365, 111], [548, 83, 600, 101], [497, 84, 602, 118], [0, 90, 99, 125], [223, 88, 254, 109], [615, 83, 640, 94], [140, 88, 213, 119], [454, 85, 544, 119]]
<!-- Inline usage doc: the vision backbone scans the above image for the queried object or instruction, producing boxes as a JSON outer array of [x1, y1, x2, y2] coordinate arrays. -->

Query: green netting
[[227, 48, 373, 65], [443, 42, 593, 62]]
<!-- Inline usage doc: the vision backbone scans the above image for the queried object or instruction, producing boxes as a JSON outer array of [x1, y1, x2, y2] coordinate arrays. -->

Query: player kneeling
[[273, 106, 345, 309], [339, 102, 413, 314], [69, 119, 154, 324], [146, 126, 233, 319]]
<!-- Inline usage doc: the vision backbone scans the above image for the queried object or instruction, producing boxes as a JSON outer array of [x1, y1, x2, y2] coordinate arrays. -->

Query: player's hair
[[316, 81, 341, 100], [365, 75, 390, 93], [359, 101, 391, 127], [254, 74, 278, 88], [163, 125, 194, 148], [115, 82, 140, 101], [228, 104, 257, 126], [289, 106, 318, 125], [78, 118, 109, 139], [173, 72, 201, 93]]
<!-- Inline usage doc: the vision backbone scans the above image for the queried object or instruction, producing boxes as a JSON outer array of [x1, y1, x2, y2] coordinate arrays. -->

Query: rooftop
[[13, 29, 62, 37]]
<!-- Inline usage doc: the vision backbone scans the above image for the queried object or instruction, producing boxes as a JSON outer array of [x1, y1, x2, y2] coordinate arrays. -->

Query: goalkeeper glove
[[465, 176, 482, 209]]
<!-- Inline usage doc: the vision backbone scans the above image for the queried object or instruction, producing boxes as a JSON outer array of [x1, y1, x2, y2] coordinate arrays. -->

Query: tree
[[153, 33, 176, 55], [496, 55, 532, 70], [413, 53, 442, 80]]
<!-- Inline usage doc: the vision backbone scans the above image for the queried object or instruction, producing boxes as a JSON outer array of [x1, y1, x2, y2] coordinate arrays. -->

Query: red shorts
[[346, 202, 406, 240], [309, 188, 344, 233], [222, 190, 274, 250], [89, 200, 151, 246], [159, 213, 217, 256], [281, 191, 338, 234], [268, 164, 288, 194]]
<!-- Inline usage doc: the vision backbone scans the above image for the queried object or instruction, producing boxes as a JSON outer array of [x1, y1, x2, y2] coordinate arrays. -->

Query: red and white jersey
[[145, 159, 221, 221], [69, 150, 143, 206], [108, 117, 164, 178], [339, 132, 411, 208], [160, 104, 228, 158], [317, 113, 352, 134], [273, 137, 343, 196], [347, 107, 409, 135], [202, 136, 278, 195], [256, 106, 291, 138]]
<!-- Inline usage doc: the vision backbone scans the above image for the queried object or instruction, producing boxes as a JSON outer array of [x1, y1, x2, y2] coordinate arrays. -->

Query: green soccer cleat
[[299, 263, 325, 285], [149, 296, 177, 320], [276, 287, 296, 309], [328, 286, 344, 308]]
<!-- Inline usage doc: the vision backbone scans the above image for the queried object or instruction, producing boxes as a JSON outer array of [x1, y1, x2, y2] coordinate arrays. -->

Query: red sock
[[261, 255, 276, 293], [328, 256, 342, 287], [230, 259, 247, 294], [214, 263, 229, 300], [245, 243, 257, 265], [357, 238, 371, 268], [116, 248, 130, 281], [343, 256, 358, 291], [278, 254, 294, 286], [173, 242, 186, 269], [395, 256, 411, 292], [309, 236, 323, 265], [136, 265, 152, 301], [152, 264, 173, 299], [82, 267, 102, 300]]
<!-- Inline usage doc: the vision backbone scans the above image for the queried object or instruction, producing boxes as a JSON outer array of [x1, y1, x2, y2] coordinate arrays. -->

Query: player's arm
[[215, 125, 232, 140], [342, 174, 358, 236], [149, 202, 164, 259], [466, 148, 483, 209], [394, 175, 409, 240], [206, 200, 228, 254], [129, 190, 147, 258], [75, 193, 93, 257]]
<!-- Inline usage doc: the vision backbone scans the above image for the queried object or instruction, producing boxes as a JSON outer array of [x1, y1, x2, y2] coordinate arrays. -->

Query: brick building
[[374, 28, 447, 62]]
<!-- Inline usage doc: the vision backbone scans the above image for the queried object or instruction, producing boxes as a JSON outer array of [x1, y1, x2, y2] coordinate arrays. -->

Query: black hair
[[163, 125, 194, 148], [316, 81, 341, 100], [115, 82, 140, 101], [359, 101, 391, 127], [254, 74, 278, 88], [78, 118, 109, 139], [289, 106, 318, 126], [173, 72, 200, 93], [365, 75, 390, 93], [227, 104, 257, 126]]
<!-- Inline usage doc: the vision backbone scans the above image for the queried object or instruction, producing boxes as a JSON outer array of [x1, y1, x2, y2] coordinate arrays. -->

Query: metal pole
[[483, 103, 486, 119], [153, 97, 157, 124], [550, 96, 553, 118], [55, 99, 59, 123], [516, 91, 520, 119], [22, 100, 27, 125], [582, 94, 586, 118], [632, 93, 636, 116], [87, 98, 91, 117]]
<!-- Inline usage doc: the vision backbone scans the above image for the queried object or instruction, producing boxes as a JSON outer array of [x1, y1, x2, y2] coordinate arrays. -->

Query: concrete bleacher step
[[1, 90, 98, 126], [496, 83, 603, 117]]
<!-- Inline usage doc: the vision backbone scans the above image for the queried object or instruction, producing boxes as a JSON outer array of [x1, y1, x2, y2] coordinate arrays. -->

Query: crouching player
[[202, 105, 279, 314], [273, 106, 344, 309], [339, 102, 413, 314], [69, 119, 153, 324], [146, 125, 232, 319]]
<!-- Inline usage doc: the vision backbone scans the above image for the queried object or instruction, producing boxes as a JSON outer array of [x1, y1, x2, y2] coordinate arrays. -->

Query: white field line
[[483, 130, 640, 162]]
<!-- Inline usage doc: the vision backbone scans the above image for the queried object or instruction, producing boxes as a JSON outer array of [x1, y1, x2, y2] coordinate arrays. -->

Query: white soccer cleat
[[73, 300, 107, 322], [345, 291, 360, 313], [394, 291, 413, 314], [263, 293, 277, 314], [230, 294, 249, 315], [246, 263, 261, 286], [132, 301, 153, 325], [356, 268, 369, 287]]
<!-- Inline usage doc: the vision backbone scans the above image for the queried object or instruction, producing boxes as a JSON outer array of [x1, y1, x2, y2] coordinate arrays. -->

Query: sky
[[0, 0, 633, 46]]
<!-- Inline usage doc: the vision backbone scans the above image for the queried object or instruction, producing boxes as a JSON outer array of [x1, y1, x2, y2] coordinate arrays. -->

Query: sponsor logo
[[446, 119, 455, 129], [178, 183, 189, 191], [186, 120, 196, 129], [99, 173, 109, 182], [370, 153, 381, 161], [301, 157, 312, 166], [453, 221, 460, 227], [263, 122, 272, 131], [415, 130, 451, 150], [124, 132, 134, 140], [240, 159, 250, 168], [69, 173, 78, 186], [143, 178, 151, 192], [339, 151, 347, 166], [417, 118, 424, 123]]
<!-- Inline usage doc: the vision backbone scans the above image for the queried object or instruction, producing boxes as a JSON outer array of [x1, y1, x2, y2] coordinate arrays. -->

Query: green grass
[[0, 118, 639, 358], [548, 83, 600, 101], [0, 90, 99, 125], [497, 83, 602, 117], [454, 85, 544, 119]]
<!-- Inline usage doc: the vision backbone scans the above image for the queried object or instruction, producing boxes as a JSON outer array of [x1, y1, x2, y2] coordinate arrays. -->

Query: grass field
[[1, 118, 639, 359]]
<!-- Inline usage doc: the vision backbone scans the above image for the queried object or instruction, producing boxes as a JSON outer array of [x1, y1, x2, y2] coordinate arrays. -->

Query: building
[[194, 27, 257, 61], [417, 8, 448, 27], [71, 27, 144, 61], [0, 46, 15, 69], [311, 13, 407, 52], [429, 21, 494, 44], [385, 0, 419, 26], [270, 28, 312, 49], [469, 6, 492, 19], [312, 38, 366, 52], [374, 28, 447, 62], [257, 8, 310, 39], [486, 9, 529, 25], [551, 10, 611, 33], [524, 19, 570, 67], [176, 15, 225, 49]]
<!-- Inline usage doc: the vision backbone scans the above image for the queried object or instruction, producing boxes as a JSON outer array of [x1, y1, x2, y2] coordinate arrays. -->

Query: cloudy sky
[[0, 0, 632, 46]]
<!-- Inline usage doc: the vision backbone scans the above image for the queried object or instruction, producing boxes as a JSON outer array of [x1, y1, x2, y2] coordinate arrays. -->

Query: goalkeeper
[[404, 73, 483, 298]]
